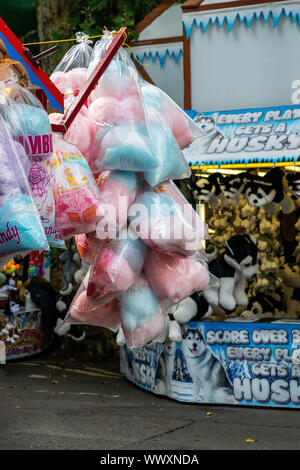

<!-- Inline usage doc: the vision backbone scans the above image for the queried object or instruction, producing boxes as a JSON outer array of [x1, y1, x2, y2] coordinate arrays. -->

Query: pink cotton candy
[[51, 71, 72, 95], [87, 247, 135, 302], [123, 312, 165, 349], [70, 290, 121, 330], [96, 174, 136, 230], [66, 67, 87, 92], [75, 232, 104, 265], [144, 249, 210, 303], [88, 96, 119, 125], [165, 105, 194, 149], [49, 113, 64, 124], [117, 96, 146, 126], [65, 113, 97, 155]]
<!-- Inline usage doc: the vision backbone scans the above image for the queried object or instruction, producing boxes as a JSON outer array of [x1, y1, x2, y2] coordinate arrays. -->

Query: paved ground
[[0, 351, 300, 451]]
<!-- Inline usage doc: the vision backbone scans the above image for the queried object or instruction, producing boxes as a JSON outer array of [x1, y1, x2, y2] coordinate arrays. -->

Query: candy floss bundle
[[83, 32, 158, 173], [0, 115, 48, 259], [50, 32, 93, 108], [0, 67, 64, 247], [49, 134, 115, 240]]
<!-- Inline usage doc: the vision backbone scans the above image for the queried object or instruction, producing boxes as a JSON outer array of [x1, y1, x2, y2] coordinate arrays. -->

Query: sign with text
[[121, 321, 300, 408], [184, 105, 300, 167]]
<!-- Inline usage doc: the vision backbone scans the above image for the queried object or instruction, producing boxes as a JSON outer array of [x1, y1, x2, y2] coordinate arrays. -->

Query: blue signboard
[[184, 105, 300, 167], [121, 321, 300, 408]]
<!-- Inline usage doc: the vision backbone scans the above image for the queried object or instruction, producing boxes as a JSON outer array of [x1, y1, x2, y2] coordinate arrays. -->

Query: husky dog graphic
[[181, 326, 235, 404]]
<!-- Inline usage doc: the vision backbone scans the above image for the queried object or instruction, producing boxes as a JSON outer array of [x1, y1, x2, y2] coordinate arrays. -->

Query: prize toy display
[[60, 32, 210, 348]]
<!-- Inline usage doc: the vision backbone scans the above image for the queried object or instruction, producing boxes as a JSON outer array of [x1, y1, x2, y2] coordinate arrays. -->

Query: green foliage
[[68, 0, 184, 41]]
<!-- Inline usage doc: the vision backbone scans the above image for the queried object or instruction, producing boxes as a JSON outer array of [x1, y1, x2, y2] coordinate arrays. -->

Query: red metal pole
[[51, 27, 128, 134]]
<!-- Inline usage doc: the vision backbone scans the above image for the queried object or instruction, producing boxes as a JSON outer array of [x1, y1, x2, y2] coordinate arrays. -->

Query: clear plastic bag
[[86, 227, 147, 305], [96, 170, 138, 234], [144, 248, 210, 303], [65, 270, 121, 331], [128, 180, 208, 256], [120, 273, 168, 349], [0, 115, 49, 258], [50, 32, 92, 109], [0, 66, 52, 157], [143, 105, 191, 187], [75, 232, 105, 265], [49, 134, 113, 240], [84, 32, 158, 173], [140, 79, 202, 151]]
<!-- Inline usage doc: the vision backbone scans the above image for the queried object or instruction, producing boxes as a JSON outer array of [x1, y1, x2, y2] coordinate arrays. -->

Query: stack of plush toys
[[189, 166, 300, 321]]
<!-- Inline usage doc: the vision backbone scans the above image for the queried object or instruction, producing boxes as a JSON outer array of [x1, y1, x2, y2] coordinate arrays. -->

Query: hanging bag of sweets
[[49, 134, 117, 240], [0, 115, 49, 261], [0, 67, 64, 247], [82, 31, 158, 174]]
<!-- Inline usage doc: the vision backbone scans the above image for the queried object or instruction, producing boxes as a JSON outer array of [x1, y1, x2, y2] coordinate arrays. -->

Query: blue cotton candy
[[141, 83, 164, 111], [109, 170, 138, 192], [144, 124, 189, 186], [120, 285, 159, 331], [7, 103, 51, 137], [97, 124, 158, 172], [131, 191, 179, 219], [0, 193, 49, 256]]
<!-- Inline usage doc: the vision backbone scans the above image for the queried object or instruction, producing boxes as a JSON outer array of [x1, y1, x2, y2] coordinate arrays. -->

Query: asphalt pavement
[[0, 350, 300, 451]]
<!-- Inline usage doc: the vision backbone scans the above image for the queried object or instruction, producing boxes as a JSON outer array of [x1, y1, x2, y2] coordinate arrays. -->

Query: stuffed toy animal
[[189, 172, 227, 208], [219, 172, 247, 206], [165, 296, 198, 343], [243, 169, 294, 214], [203, 234, 258, 311], [286, 172, 300, 199], [278, 264, 300, 318], [240, 293, 284, 320], [59, 245, 82, 296]]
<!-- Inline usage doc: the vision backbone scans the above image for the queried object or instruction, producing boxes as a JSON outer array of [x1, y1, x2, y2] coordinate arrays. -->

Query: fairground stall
[[120, 0, 300, 409]]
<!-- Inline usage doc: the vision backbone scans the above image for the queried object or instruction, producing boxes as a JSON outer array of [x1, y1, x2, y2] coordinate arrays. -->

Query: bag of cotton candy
[[0, 116, 49, 259]]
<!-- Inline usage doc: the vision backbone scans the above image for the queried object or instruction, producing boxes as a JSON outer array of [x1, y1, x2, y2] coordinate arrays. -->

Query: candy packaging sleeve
[[140, 80, 202, 151], [86, 228, 147, 305], [85, 32, 158, 173], [65, 270, 121, 331], [128, 181, 208, 255], [144, 248, 210, 303], [143, 106, 191, 187], [120, 273, 168, 349], [0, 116, 49, 258], [50, 134, 112, 240]]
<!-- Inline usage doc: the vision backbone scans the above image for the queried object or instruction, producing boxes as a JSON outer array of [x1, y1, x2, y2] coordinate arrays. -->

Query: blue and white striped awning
[[183, 1, 300, 39]]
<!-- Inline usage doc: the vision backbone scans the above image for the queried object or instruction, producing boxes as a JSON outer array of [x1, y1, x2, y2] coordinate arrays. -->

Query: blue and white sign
[[121, 321, 300, 408], [184, 105, 300, 167]]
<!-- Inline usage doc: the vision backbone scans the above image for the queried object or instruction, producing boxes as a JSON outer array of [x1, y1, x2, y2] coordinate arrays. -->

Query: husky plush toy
[[219, 172, 248, 206], [240, 293, 284, 320], [286, 172, 300, 199], [189, 172, 226, 208], [203, 234, 258, 312], [243, 169, 294, 214]]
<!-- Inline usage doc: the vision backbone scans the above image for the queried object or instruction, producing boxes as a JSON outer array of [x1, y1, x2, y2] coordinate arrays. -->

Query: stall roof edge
[[181, 0, 296, 12], [0, 17, 64, 112], [135, 0, 178, 33]]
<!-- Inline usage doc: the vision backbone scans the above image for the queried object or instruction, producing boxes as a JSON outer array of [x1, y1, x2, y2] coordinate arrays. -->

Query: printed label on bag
[[16, 134, 53, 157]]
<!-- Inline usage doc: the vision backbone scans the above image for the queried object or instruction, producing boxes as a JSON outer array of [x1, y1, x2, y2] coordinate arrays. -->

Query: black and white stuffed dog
[[189, 172, 227, 208], [219, 172, 248, 206], [203, 234, 258, 312], [286, 172, 300, 199], [243, 169, 294, 214], [240, 293, 284, 320]]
